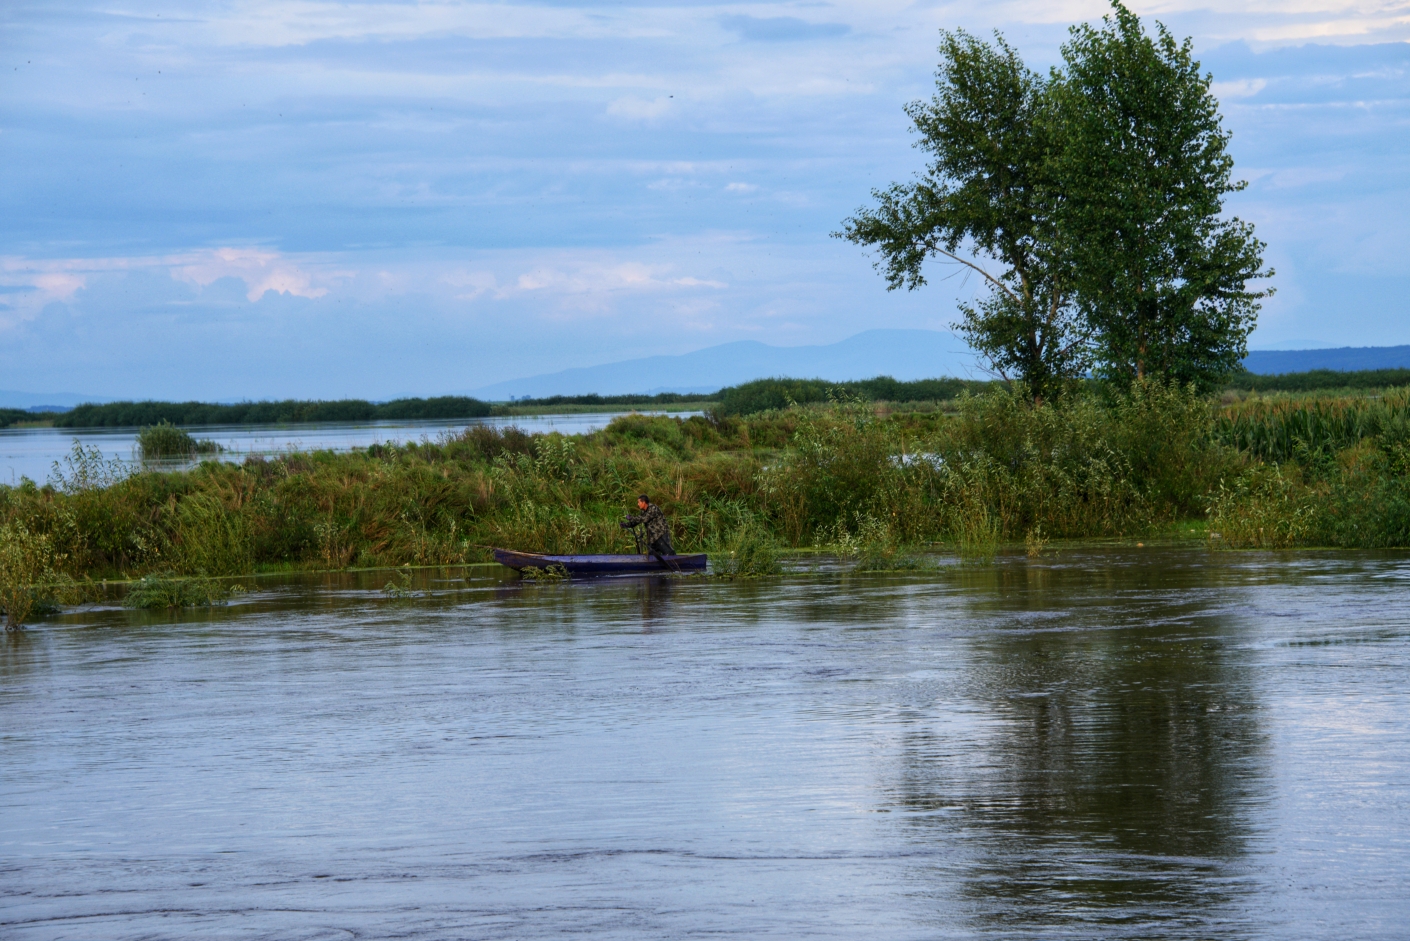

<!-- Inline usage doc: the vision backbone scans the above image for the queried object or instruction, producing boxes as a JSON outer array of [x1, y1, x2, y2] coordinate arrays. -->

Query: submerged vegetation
[[138, 422, 222, 460], [124, 574, 235, 609]]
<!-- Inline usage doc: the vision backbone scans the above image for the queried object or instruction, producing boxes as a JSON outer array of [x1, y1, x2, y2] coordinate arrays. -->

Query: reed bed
[[6, 382, 1410, 625], [1213, 388, 1410, 463]]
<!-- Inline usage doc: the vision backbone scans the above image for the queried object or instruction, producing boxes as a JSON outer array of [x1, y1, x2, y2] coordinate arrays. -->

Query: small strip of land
[[6, 377, 1410, 629]]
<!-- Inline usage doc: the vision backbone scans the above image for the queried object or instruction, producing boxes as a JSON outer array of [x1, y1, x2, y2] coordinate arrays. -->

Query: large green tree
[[1055, 3, 1272, 388], [836, 31, 1089, 404]]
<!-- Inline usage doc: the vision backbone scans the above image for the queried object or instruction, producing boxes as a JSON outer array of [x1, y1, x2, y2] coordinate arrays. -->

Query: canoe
[[493, 548, 708, 575]]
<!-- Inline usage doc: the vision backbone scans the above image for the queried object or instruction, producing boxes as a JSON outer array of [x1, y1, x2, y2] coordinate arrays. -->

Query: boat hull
[[493, 548, 708, 575]]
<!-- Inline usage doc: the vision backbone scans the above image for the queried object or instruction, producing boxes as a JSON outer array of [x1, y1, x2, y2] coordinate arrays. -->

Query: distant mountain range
[[7, 339, 1410, 410], [1241, 345, 1410, 374], [0, 390, 108, 411], [467, 329, 984, 399]]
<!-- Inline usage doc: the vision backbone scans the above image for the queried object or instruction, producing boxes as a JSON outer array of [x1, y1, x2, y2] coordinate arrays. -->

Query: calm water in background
[[3, 547, 1409, 939], [0, 411, 694, 485]]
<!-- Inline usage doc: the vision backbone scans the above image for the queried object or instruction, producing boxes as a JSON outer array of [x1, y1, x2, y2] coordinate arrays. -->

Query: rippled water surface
[[4, 547, 1410, 939]]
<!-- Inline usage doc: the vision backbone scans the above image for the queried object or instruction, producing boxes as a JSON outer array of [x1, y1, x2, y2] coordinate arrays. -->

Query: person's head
[[637, 494, 650, 510]]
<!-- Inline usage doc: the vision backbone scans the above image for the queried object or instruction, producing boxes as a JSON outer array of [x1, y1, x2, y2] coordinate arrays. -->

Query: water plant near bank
[[0, 520, 63, 629], [138, 422, 222, 461], [5, 383, 1410, 601], [125, 574, 235, 609]]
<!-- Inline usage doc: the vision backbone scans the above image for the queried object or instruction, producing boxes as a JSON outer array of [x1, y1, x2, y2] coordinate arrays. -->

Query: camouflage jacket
[[623, 503, 671, 543]]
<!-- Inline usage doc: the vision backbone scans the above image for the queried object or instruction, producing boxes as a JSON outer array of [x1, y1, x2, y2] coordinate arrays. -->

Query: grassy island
[[5, 380, 1410, 625]]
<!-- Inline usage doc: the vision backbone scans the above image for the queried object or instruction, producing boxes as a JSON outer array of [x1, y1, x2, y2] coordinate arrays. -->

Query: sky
[[2, 0, 1408, 400]]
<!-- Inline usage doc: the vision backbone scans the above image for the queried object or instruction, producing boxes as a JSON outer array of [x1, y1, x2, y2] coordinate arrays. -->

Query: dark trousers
[[648, 534, 674, 558]]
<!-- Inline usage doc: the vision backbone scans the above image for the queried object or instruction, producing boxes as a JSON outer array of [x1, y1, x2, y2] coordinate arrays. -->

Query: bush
[[714, 529, 781, 578], [0, 521, 63, 629], [124, 574, 233, 608], [138, 422, 214, 460]]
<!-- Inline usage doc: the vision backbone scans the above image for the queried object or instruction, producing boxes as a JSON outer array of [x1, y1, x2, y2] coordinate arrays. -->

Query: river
[[3, 546, 1408, 938], [0, 411, 695, 485]]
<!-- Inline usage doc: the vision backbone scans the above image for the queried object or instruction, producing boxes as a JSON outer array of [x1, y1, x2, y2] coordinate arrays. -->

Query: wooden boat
[[493, 548, 708, 575]]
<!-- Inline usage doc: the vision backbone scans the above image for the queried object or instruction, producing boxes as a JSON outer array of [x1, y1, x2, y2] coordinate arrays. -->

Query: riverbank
[[4, 382, 1410, 625]]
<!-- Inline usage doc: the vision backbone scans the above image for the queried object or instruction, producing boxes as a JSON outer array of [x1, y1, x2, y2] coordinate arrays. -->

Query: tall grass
[[7, 383, 1410, 594], [138, 422, 222, 460], [1213, 388, 1410, 463]]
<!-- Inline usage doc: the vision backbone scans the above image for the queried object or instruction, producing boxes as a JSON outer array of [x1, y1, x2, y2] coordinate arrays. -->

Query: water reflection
[[4, 549, 1409, 940], [890, 553, 1267, 935]]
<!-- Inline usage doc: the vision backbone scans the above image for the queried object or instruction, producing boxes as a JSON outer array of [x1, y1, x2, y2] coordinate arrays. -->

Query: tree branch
[[925, 242, 1021, 302]]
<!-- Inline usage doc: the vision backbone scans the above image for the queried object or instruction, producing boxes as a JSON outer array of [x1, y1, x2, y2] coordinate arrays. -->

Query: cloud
[[607, 96, 673, 120], [718, 15, 850, 43], [4, 0, 1410, 391], [0, 266, 87, 329], [169, 248, 334, 302], [509, 260, 727, 308], [1211, 77, 1268, 99], [443, 269, 499, 300], [0, 249, 340, 330]]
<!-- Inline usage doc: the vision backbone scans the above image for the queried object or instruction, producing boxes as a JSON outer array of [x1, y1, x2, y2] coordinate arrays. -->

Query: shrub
[[124, 574, 233, 609], [714, 529, 781, 578], [139, 422, 198, 459], [0, 521, 63, 629]]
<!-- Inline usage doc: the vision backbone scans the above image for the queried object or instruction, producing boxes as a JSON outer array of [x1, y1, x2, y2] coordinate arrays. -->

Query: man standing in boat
[[621, 494, 675, 565]]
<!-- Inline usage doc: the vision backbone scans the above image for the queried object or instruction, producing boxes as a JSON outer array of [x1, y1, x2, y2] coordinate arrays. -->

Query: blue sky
[[2, 0, 1408, 399]]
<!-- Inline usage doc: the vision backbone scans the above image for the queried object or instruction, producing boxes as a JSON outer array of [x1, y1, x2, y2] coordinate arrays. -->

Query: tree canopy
[[837, 31, 1086, 404], [839, 1, 1271, 398]]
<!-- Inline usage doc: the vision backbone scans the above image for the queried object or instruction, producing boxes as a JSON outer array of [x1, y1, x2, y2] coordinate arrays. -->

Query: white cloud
[[607, 96, 674, 120], [0, 266, 87, 329], [170, 248, 334, 301], [1212, 78, 1269, 99], [443, 269, 499, 300], [0, 248, 341, 331], [509, 261, 726, 300]]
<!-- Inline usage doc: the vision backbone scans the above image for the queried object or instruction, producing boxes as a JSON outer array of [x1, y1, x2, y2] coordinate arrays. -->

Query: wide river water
[[0, 411, 693, 485], [3, 546, 1408, 939]]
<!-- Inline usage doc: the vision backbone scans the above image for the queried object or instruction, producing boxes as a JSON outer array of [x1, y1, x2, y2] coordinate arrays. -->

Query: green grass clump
[[714, 529, 782, 578], [138, 422, 222, 460], [124, 574, 233, 609], [1213, 389, 1410, 464]]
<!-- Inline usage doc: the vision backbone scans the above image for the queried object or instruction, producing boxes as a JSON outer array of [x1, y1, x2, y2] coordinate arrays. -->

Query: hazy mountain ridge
[[466, 330, 984, 399], [8, 338, 1410, 409], [1241, 346, 1410, 375]]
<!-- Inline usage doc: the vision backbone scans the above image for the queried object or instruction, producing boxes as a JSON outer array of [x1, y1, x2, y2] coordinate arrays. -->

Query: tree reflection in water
[[887, 553, 1269, 937]]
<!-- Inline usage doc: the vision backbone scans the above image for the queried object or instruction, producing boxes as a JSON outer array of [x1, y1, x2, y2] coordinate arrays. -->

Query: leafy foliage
[[1057, 3, 1271, 389], [8, 388, 1410, 590], [1226, 368, 1410, 394], [714, 375, 993, 416], [0, 520, 63, 629], [1, 408, 34, 429], [1213, 390, 1410, 464], [838, 30, 1086, 402], [840, 2, 1270, 397]]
